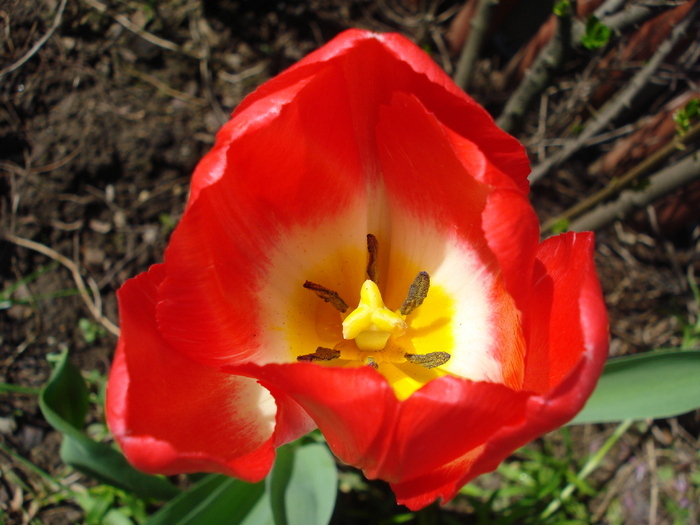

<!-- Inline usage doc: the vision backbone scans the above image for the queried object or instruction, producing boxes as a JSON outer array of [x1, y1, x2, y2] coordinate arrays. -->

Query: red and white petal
[[156, 64, 369, 369], [389, 234, 607, 507], [107, 265, 313, 481], [375, 92, 525, 390], [406, 232, 609, 501]]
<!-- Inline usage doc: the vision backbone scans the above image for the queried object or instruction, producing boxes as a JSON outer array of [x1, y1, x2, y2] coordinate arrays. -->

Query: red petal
[[376, 92, 526, 388], [482, 189, 540, 310], [233, 363, 529, 500], [235, 30, 530, 193], [397, 233, 608, 504], [107, 265, 313, 481], [523, 232, 609, 393], [158, 31, 532, 373], [389, 445, 485, 510], [376, 92, 489, 246], [156, 63, 366, 368], [188, 77, 317, 206]]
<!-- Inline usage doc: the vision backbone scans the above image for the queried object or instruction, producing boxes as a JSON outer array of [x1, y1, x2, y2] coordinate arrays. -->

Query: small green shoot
[[550, 218, 570, 234], [673, 98, 700, 136], [79, 317, 107, 344], [553, 0, 572, 17], [581, 16, 611, 50], [679, 269, 700, 350], [158, 212, 177, 235]]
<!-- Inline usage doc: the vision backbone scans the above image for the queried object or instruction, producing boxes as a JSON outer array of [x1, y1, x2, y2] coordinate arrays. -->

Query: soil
[[1, 1, 699, 524]]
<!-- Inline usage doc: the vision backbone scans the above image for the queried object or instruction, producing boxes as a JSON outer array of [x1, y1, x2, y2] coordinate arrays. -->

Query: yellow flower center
[[342, 280, 407, 352], [294, 235, 454, 399]]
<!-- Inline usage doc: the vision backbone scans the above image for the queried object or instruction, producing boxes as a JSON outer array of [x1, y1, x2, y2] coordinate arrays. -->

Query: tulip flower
[[106, 29, 608, 510]]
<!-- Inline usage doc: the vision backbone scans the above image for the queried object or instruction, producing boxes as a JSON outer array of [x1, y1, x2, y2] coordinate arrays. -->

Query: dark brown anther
[[399, 271, 430, 315], [365, 356, 379, 369], [404, 351, 450, 369], [366, 234, 379, 283], [297, 347, 341, 362], [303, 281, 348, 313]]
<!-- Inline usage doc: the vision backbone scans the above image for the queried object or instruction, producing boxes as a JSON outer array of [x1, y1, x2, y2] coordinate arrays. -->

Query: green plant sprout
[[673, 98, 700, 136], [581, 16, 612, 50], [679, 269, 700, 350], [79, 317, 108, 344]]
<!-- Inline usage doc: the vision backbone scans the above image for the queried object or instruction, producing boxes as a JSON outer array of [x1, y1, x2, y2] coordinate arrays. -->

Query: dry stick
[[453, 0, 499, 91], [187, 7, 227, 125], [496, 3, 572, 133], [3, 234, 120, 337], [543, 121, 700, 232], [81, 0, 203, 59], [496, 0, 675, 134], [529, 4, 700, 183], [123, 65, 207, 107], [0, 0, 68, 78], [567, 150, 700, 233]]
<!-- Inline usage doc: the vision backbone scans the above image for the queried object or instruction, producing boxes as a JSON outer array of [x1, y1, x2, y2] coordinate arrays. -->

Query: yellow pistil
[[342, 280, 407, 351]]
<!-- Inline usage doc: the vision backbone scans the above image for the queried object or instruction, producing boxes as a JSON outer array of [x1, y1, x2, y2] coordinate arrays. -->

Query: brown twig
[[543, 120, 700, 232], [81, 0, 203, 59], [567, 149, 700, 233], [189, 8, 227, 125], [453, 0, 499, 91], [497, 0, 679, 135], [3, 234, 120, 337], [0, 0, 68, 78], [529, 4, 700, 182], [496, 0, 571, 132], [123, 65, 207, 107]]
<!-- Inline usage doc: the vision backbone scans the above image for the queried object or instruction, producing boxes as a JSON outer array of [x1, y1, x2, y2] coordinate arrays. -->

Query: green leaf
[[674, 98, 700, 136], [240, 492, 274, 525], [553, 0, 571, 17], [42, 350, 89, 430], [144, 474, 265, 525], [267, 444, 296, 525], [39, 350, 179, 500], [267, 443, 338, 525], [581, 16, 611, 50], [571, 350, 700, 424]]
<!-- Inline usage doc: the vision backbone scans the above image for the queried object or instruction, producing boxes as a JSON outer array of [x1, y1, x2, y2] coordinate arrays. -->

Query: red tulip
[[106, 29, 608, 510]]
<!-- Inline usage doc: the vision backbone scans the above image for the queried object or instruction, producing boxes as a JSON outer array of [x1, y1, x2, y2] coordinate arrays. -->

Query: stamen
[[399, 271, 430, 315], [303, 281, 348, 313], [404, 351, 451, 369], [366, 234, 379, 283], [297, 347, 341, 362], [365, 356, 379, 369]]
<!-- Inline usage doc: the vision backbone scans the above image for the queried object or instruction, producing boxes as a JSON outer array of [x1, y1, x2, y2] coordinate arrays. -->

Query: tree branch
[[496, 0, 679, 134], [568, 151, 700, 233], [529, 3, 700, 183], [496, 1, 572, 133], [0, 0, 68, 78], [453, 0, 499, 91], [543, 120, 700, 233]]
